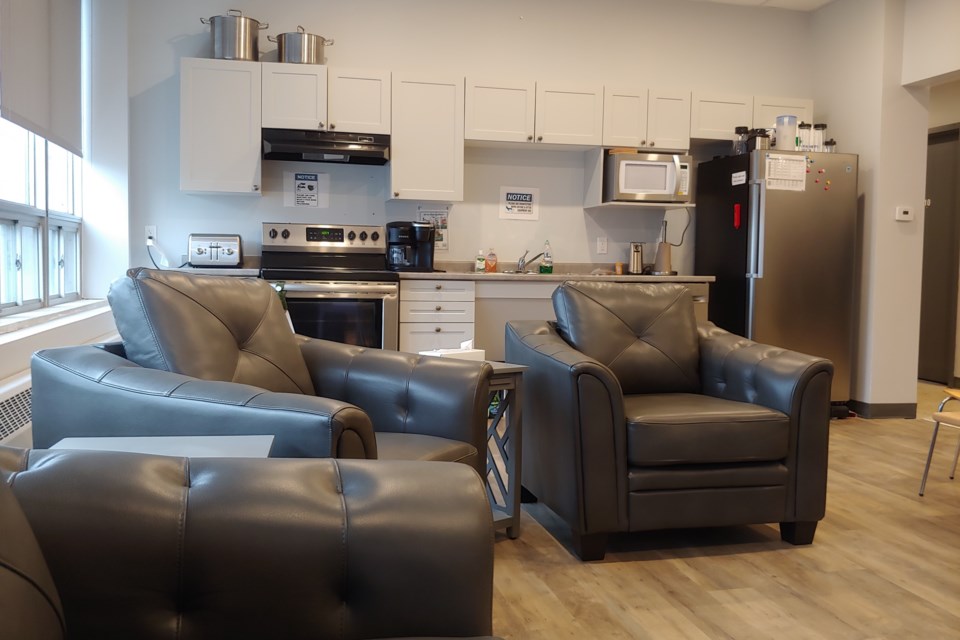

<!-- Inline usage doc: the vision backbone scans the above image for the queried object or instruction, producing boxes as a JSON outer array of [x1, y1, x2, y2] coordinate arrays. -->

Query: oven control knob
[[371, 231, 380, 242], [281, 229, 290, 240], [347, 230, 356, 241], [359, 231, 368, 241], [268, 228, 278, 239]]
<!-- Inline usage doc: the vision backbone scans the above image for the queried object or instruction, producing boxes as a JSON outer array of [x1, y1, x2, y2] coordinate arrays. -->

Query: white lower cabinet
[[399, 280, 475, 352]]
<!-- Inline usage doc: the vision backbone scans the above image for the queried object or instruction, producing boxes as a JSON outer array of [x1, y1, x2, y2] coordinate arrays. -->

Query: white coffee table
[[50, 435, 274, 458]]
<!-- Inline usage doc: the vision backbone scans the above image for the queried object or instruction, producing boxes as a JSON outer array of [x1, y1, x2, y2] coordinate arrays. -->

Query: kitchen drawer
[[400, 322, 475, 353], [400, 279, 475, 301], [400, 300, 475, 323]]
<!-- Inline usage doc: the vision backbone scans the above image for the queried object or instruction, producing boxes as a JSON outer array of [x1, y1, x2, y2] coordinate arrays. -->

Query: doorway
[[918, 125, 960, 384]]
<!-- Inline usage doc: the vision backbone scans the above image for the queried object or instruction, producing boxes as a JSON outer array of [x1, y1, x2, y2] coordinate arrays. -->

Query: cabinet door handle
[[318, 121, 324, 129], [435, 305, 442, 311], [434, 327, 441, 333], [527, 135, 533, 141], [329, 123, 336, 130], [435, 284, 442, 290], [394, 191, 400, 197], [537, 135, 543, 142], [253, 184, 260, 191]]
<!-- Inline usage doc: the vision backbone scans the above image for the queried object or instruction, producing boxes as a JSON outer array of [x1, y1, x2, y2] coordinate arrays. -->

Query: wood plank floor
[[491, 381, 960, 639]]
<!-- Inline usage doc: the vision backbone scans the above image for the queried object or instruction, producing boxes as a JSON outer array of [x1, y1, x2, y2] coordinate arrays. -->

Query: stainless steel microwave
[[603, 152, 694, 203]]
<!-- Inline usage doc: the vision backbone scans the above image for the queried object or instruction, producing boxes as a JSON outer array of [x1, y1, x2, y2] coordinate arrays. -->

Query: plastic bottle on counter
[[475, 249, 486, 273], [539, 240, 554, 274], [484, 248, 498, 273]]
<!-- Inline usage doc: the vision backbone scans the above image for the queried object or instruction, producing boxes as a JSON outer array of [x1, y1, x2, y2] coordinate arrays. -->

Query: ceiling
[[689, 0, 833, 10]]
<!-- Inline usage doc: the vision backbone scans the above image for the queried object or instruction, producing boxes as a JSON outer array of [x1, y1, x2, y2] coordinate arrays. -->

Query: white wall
[[82, 0, 130, 297], [929, 81, 960, 129], [902, 0, 960, 86], [126, 0, 817, 269]]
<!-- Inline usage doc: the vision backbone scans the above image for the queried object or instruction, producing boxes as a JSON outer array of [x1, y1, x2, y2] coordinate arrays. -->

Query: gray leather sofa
[[505, 282, 833, 561], [30, 269, 493, 474], [0, 446, 499, 640]]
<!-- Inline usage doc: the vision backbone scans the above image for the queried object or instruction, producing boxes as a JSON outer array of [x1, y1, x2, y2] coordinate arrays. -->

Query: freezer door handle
[[756, 181, 766, 279], [747, 182, 761, 279]]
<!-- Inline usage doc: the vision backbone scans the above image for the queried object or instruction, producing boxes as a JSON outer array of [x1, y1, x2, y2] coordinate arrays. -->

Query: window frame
[[0, 124, 83, 317]]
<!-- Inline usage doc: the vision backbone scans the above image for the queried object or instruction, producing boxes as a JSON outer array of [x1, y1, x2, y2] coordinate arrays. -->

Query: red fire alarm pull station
[[733, 203, 741, 230]]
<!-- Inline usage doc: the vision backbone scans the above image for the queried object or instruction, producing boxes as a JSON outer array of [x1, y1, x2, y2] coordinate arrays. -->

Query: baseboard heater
[[0, 370, 32, 446]]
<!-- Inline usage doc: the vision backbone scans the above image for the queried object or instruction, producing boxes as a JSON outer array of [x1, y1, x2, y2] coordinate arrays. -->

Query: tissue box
[[418, 348, 487, 362]]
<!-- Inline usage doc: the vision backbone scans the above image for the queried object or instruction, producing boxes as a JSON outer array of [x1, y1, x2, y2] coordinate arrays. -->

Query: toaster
[[188, 234, 242, 267]]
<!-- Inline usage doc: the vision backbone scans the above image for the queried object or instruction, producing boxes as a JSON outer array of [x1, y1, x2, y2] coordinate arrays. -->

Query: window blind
[[0, 0, 82, 156]]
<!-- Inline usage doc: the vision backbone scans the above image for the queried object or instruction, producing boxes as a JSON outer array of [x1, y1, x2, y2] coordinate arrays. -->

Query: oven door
[[280, 281, 399, 350]]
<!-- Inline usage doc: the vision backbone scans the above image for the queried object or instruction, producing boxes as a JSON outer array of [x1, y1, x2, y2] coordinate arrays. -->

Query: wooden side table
[[485, 361, 526, 539]]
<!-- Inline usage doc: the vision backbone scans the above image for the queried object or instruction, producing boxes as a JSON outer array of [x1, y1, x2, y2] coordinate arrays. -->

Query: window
[[0, 117, 82, 316]]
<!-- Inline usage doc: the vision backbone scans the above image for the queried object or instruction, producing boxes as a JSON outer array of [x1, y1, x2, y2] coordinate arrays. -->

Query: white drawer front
[[400, 322, 476, 352], [400, 279, 476, 301], [400, 300, 475, 323]]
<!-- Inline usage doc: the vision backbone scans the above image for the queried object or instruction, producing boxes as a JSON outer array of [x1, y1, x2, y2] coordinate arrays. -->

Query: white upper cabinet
[[646, 89, 691, 151], [602, 87, 648, 147], [261, 62, 328, 130], [534, 83, 604, 145], [753, 96, 814, 129], [690, 92, 753, 140], [465, 78, 536, 142], [390, 73, 464, 201], [180, 58, 262, 195], [262, 65, 391, 134], [328, 68, 391, 134], [602, 88, 690, 150], [465, 79, 602, 146]]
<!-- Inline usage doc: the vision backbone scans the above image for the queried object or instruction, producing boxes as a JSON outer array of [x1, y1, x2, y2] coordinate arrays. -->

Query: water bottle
[[539, 240, 553, 274]]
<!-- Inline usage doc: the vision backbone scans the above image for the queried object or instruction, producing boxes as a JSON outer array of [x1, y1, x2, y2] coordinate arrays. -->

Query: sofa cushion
[[108, 268, 314, 395], [552, 281, 700, 394], [624, 393, 789, 466]]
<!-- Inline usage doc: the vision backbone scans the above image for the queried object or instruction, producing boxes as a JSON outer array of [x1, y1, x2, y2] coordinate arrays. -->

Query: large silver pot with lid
[[201, 9, 268, 61], [268, 26, 334, 64]]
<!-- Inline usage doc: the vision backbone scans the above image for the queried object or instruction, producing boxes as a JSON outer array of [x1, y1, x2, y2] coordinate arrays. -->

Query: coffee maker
[[386, 221, 435, 272]]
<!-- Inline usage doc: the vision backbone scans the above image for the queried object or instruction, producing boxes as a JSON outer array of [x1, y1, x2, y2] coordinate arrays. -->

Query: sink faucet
[[517, 250, 544, 273]]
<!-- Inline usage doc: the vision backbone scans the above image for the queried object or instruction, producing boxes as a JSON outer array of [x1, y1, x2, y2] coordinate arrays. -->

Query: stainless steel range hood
[[262, 128, 390, 165]]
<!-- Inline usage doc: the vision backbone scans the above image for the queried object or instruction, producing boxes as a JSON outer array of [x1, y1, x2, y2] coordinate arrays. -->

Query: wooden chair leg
[[571, 531, 608, 561], [780, 521, 818, 545]]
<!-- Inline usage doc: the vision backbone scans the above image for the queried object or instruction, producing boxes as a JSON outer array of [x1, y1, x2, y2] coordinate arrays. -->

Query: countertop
[[399, 271, 714, 283]]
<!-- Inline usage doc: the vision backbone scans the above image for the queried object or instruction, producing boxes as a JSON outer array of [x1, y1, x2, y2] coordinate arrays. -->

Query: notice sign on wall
[[283, 171, 331, 208], [499, 186, 540, 221]]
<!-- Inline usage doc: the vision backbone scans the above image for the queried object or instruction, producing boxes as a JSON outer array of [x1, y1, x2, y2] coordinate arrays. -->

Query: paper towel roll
[[654, 242, 672, 273]]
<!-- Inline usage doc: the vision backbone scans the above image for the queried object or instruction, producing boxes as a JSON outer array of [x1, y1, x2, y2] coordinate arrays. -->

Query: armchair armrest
[[698, 322, 834, 415], [299, 338, 493, 473], [698, 322, 833, 522], [30, 346, 376, 459], [504, 321, 627, 535]]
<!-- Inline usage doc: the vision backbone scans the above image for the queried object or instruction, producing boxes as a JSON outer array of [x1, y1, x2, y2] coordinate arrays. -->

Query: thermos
[[629, 242, 644, 274]]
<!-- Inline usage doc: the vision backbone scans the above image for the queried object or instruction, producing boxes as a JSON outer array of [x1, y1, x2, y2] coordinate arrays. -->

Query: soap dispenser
[[539, 240, 553, 274]]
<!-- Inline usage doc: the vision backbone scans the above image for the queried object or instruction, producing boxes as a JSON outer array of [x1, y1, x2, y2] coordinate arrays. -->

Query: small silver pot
[[201, 10, 269, 61], [268, 26, 334, 64]]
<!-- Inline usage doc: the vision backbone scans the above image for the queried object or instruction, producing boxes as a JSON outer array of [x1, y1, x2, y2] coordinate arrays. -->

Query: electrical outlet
[[894, 206, 914, 222], [597, 236, 608, 254], [145, 225, 157, 244]]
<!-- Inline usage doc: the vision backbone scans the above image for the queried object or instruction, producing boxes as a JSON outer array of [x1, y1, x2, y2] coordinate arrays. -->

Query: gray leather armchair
[[505, 281, 833, 561], [0, 446, 498, 640], [30, 269, 493, 474]]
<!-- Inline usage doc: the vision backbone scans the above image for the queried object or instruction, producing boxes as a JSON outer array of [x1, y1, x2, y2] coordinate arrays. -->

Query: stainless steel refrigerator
[[694, 150, 858, 408]]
